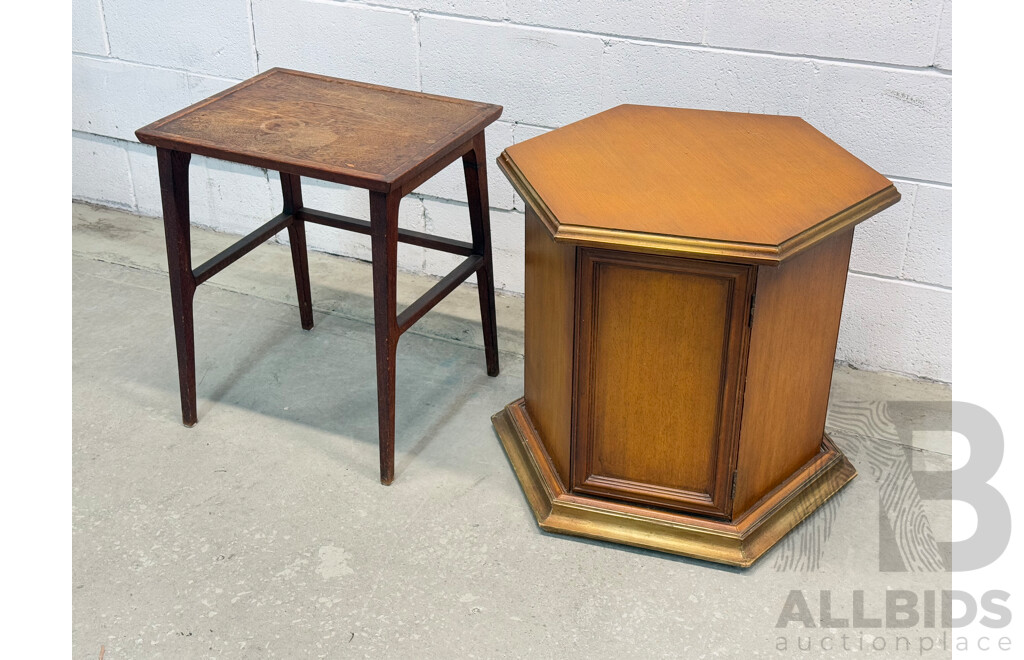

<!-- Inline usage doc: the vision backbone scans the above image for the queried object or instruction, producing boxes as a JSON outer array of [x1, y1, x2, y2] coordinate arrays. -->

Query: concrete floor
[[73, 202, 953, 658]]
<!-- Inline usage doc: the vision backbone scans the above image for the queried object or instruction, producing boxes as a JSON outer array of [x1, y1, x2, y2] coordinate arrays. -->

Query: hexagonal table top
[[499, 105, 899, 264]]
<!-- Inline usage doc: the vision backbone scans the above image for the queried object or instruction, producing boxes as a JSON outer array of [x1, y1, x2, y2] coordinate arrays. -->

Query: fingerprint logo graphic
[[772, 401, 947, 573]]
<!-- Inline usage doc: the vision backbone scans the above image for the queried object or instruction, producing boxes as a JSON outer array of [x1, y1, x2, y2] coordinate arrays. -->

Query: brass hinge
[[731, 470, 738, 500]]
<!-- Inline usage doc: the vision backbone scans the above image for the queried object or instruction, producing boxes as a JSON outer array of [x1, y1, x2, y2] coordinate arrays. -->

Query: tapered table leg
[[370, 191, 401, 485], [463, 132, 500, 377], [156, 148, 198, 426], [280, 172, 314, 330]]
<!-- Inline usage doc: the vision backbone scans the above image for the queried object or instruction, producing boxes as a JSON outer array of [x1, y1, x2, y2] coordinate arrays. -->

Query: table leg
[[463, 132, 500, 377], [280, 173, 314, 330], [157, 148, 198, 426], [370, 191, 401, 485]]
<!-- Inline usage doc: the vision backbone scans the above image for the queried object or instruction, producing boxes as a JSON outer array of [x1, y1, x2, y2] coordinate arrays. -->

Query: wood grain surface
[[571, 249, 752, 517], [732, 229, 855, 514], [138, 68, 503, 484], [523, 207, 577, 486], [493, 400, 857, 567], [503, 105, 895, 250], [136, 68, 502, 192]]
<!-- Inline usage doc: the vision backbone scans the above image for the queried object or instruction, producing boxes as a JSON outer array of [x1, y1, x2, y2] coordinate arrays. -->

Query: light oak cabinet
[[492, 105, 900, 567]]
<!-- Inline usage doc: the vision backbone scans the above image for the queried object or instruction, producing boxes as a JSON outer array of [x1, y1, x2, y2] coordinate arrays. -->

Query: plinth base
[[492, 398, 856, 567]]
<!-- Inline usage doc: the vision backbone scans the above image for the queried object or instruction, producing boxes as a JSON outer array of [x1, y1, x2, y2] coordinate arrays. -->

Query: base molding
[[492, 398, 856, 567]]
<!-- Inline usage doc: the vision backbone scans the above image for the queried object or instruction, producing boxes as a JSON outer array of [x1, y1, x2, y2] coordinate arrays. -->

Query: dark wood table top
[[499, 105, 898, 263], [136, 68, 502, 193]]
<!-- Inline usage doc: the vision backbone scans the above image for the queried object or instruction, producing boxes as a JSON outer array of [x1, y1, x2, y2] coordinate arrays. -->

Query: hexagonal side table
[[491, 105, 900, 567]]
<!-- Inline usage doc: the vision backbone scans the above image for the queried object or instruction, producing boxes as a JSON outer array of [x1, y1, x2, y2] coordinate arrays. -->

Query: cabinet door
[[572, 249, 752, 518]]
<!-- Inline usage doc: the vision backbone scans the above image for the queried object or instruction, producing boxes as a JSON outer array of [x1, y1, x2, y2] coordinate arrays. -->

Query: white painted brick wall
[[419, 17, 607, 127], [71, 0, 953, 381], [411, 121, 517, 210], [805, 63, 951, 183], [124, 142, 278, 233], [902, 184, 952, 288], [704, 0, 945, 67], [123, 141, 164, 217], [838, 275, 951, 382], [600, 42, 815, 115], [251, 1, 419, 89], [508, 123, 550, 212], [373, 0, 505, 22], [298, 178, 428, 268], [73, 55, 191, 142], [103, 0, 256, 79], [422, 198, 526, 293], [71, 0, 108, 56], [849, 182, 916, 279], [935, 0, 953, 71], [510, 0, 705, 44], [72, 131, 134, 208]]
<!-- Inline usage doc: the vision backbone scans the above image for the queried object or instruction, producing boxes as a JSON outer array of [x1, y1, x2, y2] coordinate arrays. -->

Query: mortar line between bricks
[[413, 11, 423, 92], [896, 186, 922, 280], [245, 0, 260, 73], [409, 192, 519, 215], [72, 52, 244, 85], [300, 0, 411, 16], [700, 0, 711, 46], [95, 0, 112, 56], [512, 120, 558, 133], [848, 270, 951, 292], [72, 250, 528, 358], [886, 175, 952, 189], [928, 0, 948, 71], [408, 9, 953, 77]]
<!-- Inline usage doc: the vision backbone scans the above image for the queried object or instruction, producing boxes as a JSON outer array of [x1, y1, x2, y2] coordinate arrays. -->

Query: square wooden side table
[[136, 68, 503, 484]]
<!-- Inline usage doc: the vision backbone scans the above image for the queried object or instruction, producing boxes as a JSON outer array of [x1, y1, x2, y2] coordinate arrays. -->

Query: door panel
[[572, 249, 752, 517]]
